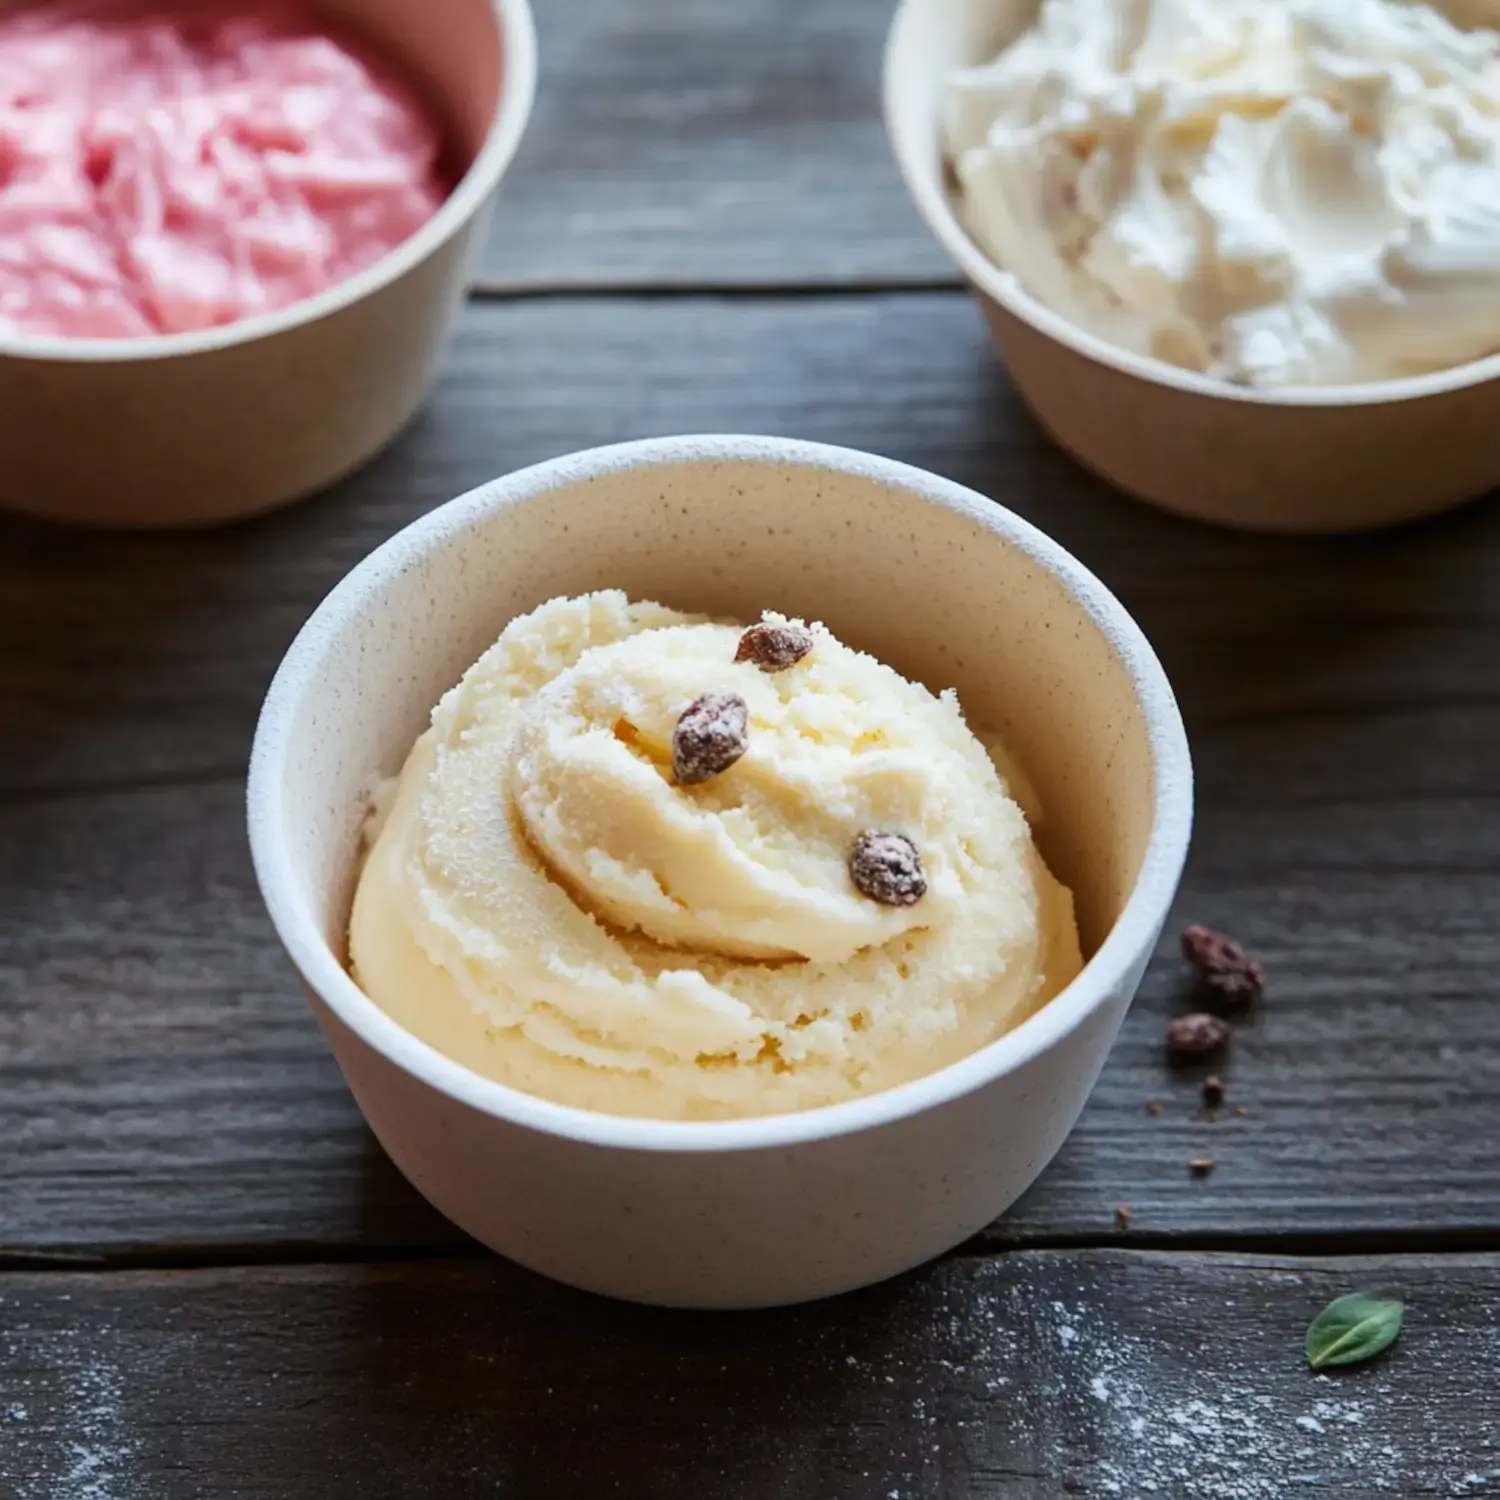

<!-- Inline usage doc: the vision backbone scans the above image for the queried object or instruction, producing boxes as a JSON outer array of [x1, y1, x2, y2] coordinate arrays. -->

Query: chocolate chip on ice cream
[[672, 691, 750, 784]]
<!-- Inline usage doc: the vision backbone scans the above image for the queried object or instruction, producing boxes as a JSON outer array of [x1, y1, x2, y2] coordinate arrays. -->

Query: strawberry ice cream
[[0, 0, 449, 339]]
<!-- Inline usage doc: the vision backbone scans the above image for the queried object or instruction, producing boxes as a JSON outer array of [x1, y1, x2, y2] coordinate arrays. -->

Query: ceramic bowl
[[885, 0, 1500, 533], [247, 434, 1193, 1308], [0, 0, 535, 528]]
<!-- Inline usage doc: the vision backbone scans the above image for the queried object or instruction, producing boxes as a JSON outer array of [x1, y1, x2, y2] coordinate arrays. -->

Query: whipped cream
[[946, 0, 1500, 386]]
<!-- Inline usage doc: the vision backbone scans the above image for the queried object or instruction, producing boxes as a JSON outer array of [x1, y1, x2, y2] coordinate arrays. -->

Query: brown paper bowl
[[0, 0, 535, 529], [884, 0, 1500, 534]]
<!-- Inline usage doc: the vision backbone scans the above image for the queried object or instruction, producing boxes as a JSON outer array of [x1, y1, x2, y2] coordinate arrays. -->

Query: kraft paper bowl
[[0, 0, 535, 528], [885, 0, 1500, 533], [248, 435, 1193, 1307]]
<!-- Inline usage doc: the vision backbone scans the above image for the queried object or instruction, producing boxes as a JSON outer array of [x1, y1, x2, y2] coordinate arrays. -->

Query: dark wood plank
[[478, 0, 952, 288], [0, 780, 461, 1255], [3, 1250, 1496, 1498], [6, 292, 1497, 794], [3, 779, 1496, 1253], [3, 291, 1498, 1252], [8, 291, 1027, 798]]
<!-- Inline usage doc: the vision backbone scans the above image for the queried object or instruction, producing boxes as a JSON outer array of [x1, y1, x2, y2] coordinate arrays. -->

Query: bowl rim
[[882, 0, 1500, 409], [247, 434, 1194, 1153], [0, 0, 537, 364]]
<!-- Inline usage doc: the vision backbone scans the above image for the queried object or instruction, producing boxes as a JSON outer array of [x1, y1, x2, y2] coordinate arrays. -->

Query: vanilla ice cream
[[946, 0, 1500, 386], [348, 591, 1082, 1120]]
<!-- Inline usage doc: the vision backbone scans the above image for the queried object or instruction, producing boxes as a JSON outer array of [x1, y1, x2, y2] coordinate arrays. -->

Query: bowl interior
[[311, 0, 503, 166], [265, 444, 1165, 989], [886, 0, 1034, 253]]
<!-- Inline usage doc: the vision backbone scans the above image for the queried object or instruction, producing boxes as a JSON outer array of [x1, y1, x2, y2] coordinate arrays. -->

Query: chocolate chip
[[1180, 924, 1264, 1008], [1202, 1074, 1226, 1109], [1189, 1158, 1216, 1177], [1164, 1012, 1230, 1063], [735, 622, 813, 672], [849, 831, 926, 907], [672, 692, 749, 785]]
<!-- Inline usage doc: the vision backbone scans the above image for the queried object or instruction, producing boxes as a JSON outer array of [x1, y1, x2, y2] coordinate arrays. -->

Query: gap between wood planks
[[466, 275, 966, 302], [5, 1226, 1499, 1276]]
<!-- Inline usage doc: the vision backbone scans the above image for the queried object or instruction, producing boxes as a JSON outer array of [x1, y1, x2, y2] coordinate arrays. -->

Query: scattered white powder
[[1053, 1301, 1080, 1347], [2, 1298, 143, 1500], [940, 1267, 1498, 1499], [3, 1265, 1497, 1497], [1312, 1397, 1367, 1426], [56, 1356, 140, 1500]]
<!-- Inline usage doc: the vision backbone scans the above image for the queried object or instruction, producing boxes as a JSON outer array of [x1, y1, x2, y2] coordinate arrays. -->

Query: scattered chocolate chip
[[735, 622, 813, 672], [1202, 1074, 1226, 1109], [672, 692, 749, 785], [1189, 1158, 1216, 1177], [1165, 1012, 1230, 1063], [849, 831, 927, 907], [1181, 924, 1264, 1008], [1115, 1204, 1133, 1230], [1145, 1100, 1163, 1115]]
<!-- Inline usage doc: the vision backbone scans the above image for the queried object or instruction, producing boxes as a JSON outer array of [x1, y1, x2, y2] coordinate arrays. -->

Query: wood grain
[[3, 1250, 1496, 1498], [478, 0, 953, 289], [5, 293, 1497, 794], [4, 0, 1497, 1459], [2, 293, 1498, 1253]]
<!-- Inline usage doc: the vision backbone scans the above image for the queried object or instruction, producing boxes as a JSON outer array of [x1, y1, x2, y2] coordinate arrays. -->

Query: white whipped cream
[[945, 0, 1500, 386]]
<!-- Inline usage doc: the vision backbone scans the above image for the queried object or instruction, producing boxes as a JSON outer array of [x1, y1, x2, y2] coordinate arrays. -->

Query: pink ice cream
[[0, 0, 449, 339]]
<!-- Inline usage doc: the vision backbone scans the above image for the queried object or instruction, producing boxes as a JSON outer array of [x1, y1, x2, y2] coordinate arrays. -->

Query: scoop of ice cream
[[349, 591, 1083, 1120], [0, 0, 446, 339], [510, 619, 1004, 964]]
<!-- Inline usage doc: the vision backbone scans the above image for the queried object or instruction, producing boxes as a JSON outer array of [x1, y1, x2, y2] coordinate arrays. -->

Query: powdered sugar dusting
[[1010, 1280, 1495, 1498], [2, 1298, 143, 1500], [1, 1260, 1497, 1496], [697, 1261, 1495, 1497], [827, 1261, 1497, 1496]]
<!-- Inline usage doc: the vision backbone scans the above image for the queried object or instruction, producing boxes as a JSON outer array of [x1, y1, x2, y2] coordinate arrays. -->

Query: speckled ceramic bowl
[[0, 0, 535, 528], [885, 0, 1500, 533], [247, 435, 1193, 1307]]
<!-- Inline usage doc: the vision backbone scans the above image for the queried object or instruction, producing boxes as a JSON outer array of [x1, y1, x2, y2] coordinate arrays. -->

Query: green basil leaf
[[1305, 1293, 1404, 1369]]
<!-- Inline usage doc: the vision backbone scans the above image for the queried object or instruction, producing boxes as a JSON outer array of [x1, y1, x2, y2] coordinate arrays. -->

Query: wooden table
[[3, 2, 1499, 1494]]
